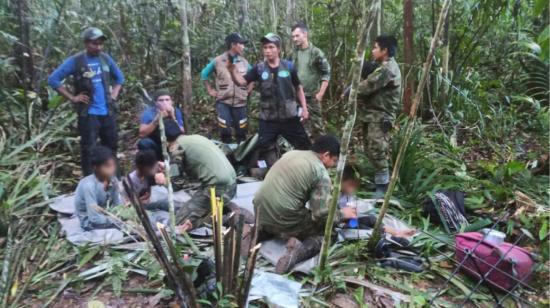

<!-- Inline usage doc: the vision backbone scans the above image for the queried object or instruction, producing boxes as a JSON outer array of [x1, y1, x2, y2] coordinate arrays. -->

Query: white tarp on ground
[[248, 271, 302, 308], [48, 182, 263, 246], [49, 181, 411, 275]]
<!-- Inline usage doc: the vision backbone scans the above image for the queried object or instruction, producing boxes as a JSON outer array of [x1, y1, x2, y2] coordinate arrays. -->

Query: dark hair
[[291, 22, 308, 33], [135, 150, 158, 168], [312, 135, 340, 156], [375, 35, 398, 57], [342, 165, 359, 182], [90, 146, 115, 168], [165, 121, 183, 142]]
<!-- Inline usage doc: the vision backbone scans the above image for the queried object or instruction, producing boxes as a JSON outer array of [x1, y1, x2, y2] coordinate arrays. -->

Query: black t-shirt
[[244, 62, 301, 87]]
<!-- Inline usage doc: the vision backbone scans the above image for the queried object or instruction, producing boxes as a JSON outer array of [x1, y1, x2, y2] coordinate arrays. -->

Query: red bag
[[455, 232, 534, 291]]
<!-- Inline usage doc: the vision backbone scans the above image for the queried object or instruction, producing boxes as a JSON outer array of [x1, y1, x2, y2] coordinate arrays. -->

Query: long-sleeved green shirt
[[357, 57, 402, 122], [254, 150, 339, 235], [291, 44, 331, 97], [170, 135, 236, 187]]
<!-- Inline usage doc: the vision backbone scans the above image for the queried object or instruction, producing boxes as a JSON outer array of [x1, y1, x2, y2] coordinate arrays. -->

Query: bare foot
[[175, 220, 193, 234]]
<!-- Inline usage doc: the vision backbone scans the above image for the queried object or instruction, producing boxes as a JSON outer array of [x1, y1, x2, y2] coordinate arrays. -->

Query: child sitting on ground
[[74, 146, 122, 230], [127, 149, 168, 210], [340, 165, 416, 238]]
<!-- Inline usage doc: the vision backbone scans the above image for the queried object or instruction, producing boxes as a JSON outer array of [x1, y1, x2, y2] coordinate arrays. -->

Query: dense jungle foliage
[[0, 0, 548, 306]]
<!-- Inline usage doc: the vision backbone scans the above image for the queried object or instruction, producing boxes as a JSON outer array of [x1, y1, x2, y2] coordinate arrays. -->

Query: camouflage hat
[[260, 33, 282, 47], [151, 89, 171, 102], [82, 27, 107, 41]]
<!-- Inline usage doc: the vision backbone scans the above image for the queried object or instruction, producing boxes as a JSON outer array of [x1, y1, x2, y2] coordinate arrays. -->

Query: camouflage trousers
[[363, 121, 392, 185], [175, 182, 237, 228], [305, 96, 326, 140]]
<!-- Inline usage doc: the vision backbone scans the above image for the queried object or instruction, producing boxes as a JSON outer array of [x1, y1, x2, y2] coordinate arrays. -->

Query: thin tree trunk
[[439, 8, 451, 104], [179, 0, 192, 118], [318, 0, 381, 275], [367, 0, 452, 249], [237, 0, 249, 30], [270, 0, 278, 32], [12, 0, 34, 91], [402, 0, 415, 113]]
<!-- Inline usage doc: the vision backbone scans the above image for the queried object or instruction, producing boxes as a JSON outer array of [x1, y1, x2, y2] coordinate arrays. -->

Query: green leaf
[[539, 220, 548, 241]]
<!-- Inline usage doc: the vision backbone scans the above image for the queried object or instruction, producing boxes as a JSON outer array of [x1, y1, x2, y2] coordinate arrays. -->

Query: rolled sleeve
[[317, 51, 331, 81], [200, 60, 216, 81], [48, 57, 76, 89], [309, 171, 332, 222]]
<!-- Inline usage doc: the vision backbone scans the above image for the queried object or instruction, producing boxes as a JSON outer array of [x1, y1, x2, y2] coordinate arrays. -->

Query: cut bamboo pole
[[367, 0, 453, 249], [157, 223, 199, 308], [158, 116, 176, 233], [122, 179, 190, 306], [239, 243, 261, 307], [318, 0, 381, 274]]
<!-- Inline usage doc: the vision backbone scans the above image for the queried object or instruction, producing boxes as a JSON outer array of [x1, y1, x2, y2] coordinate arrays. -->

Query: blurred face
[[231, 42, 245, 55], [371, 42, 388, 62], [262, 43, 280, 61], [341, 179, 360, 196], [291, 28, 308, 48], [156, 95, 173, 111], [85, 39, 104, 56], [319, 152, 338, 168], [95, 158, 117, 179]]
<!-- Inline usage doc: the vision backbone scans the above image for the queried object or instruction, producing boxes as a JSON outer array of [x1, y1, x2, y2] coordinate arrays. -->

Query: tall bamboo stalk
[[367, 0, 453, 249], [318, 0, 381, 274], [158, 116, 176, 233]]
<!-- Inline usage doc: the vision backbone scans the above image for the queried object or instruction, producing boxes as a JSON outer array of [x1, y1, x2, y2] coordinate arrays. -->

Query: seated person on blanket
[[138, 89, 185, 160], [165, 129, 239, 233], [254, 135, 357, 274], [127, 149, 169, 210], [75, 146, 123, 230], [339, 165, 415, 237]]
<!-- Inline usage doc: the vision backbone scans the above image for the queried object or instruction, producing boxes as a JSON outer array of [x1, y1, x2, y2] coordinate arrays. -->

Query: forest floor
[[10, 102, 550, 308]]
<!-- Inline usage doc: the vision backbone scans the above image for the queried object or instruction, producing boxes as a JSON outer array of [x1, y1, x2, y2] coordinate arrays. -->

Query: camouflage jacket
[[290, 44, 331, 97], [357, 57, 402, 122], [253, 150, 341, 235]]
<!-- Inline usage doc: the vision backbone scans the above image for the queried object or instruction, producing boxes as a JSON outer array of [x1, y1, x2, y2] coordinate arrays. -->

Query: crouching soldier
[[74, 146, 122, 230], [164, 129, 237, 233], [253, 135, 357, 273], [357, 35, 402, 195]]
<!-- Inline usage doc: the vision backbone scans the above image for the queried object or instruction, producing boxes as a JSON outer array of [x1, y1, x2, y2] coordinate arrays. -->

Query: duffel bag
[[455, 232, 534, 291]]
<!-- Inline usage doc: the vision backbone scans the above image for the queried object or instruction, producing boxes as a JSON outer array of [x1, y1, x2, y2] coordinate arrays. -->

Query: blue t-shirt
[[48, 53, 125, 116], [140, 106, 185, 129]]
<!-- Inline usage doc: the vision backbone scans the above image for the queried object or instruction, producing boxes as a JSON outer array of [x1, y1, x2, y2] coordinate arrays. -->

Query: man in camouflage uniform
[[357, 35, 402, 195], [253, 136, 357, 273], [165, 129, 237, 233], [291, 22, 331, 139]]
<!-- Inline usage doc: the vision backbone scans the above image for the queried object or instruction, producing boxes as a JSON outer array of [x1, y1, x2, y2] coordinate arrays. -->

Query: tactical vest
[[73, 51, 114, 116], [214, 52, 249, 107], [257, 60, 298, 121]]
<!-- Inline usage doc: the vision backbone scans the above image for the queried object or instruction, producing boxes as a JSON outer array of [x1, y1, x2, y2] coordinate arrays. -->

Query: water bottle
[[347, 200, 358, 229]]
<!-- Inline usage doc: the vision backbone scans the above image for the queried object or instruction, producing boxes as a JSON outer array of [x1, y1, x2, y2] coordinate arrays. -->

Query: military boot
[[275, 236, 323, 274]]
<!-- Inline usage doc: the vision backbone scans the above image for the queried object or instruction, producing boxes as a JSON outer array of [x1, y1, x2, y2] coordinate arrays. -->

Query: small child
[[74, 146, 122, 230], [339, 165, 415, 238], [127, 150, 168, 210]]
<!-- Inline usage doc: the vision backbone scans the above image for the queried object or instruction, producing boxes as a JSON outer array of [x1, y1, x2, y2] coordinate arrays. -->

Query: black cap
[[82, 27, 107, 41], [260, 33, 282, 47], [225, 33, 248, 45], [151, 89, 171, 102]]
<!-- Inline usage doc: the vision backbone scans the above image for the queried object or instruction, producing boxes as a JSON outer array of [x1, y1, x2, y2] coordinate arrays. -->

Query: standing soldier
[[357, 35, 402, 195], [291, 22, 331, 139], [228, 33, 311, 160], [200, 33, 252, 144], [48, 27, 125, 176]]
